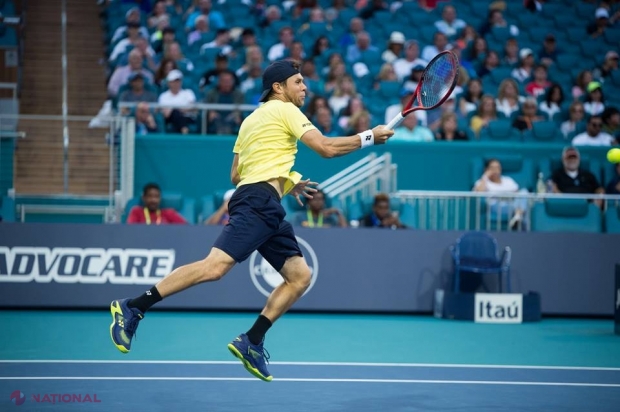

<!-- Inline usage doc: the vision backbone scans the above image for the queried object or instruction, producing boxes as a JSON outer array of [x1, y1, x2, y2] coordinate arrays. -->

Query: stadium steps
[[16, 0, 111, 196]]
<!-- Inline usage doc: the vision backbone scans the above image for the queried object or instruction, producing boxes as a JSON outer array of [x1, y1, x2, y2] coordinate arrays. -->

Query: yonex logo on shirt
[[302, 122, 312, 128]]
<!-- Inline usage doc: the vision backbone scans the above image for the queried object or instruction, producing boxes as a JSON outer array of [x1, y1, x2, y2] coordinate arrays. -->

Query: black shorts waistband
[[247, 181, 281, 201]]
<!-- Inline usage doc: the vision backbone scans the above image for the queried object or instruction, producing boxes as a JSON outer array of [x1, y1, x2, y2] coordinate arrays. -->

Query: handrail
[[61, 0, 69, 192], [396, 190, 620, 201], [318, 153, 377, 189]]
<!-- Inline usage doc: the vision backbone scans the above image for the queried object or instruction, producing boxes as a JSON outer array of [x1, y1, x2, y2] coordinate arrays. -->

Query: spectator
[[511, 48, 535, 83], [107, 49, 154, 98], [148, 0, 169, 29], [152, 26, 176, 56], [200, 28, 233, 57], [454, 25, 477, 51], [164, 42, 195, 74], [127, 183, 187, 224], [524, 0, 545, 13], [205, 70, 245, 134], [300, 59, 320, 82], [311, 36, 331, 58], [305, 95, 330, 121], [135, 102, 160, 135], [571, 115, 615, 146], [512, 97, 544, 132], [572, 70, 593, 101], [434, 4, 466, 39], [470, 95, 498, 137], [328, 75, 357, 115], [459, 78, 484, 116], [551, 146, 604, 207], [187, 15, 211, 46], [381, 31, 406, 63], [495, 78, 524, 118], [584, 82, 606, 116], [525, 64, 550, 97], [322, 53, 346, 88], [236, 28, 258, 52], [200, 53, 238, 89], [290, 0, 319, 19], [538, 83, 564, 120], [236, 45, 265, 79], [373, 62, 398, 90], [403, 64, 425, 94], [473, 158, 528, 229], [466, 36, 488, 64], [346, 31, 379, 64], [119, 73, 158, 106], [435, 112, 468, 141], [561, 101, 586, 139], [477, 50, 500, 78], [359, 0, 388, 20], [185, 0, 226, 31], [154, 58, 177, 88], [109, 21, 154, 63], [538, 33, 561, 67], [587, 7, 618, 39], [204, 189, 235, 225], [314, 106, 340, 137], [239, 64, 263, 98], [268, 26, 295, 62], [339, 17, 364, 50], [479, 7, 519, 38], [258, 4, 282, 28], [385, 89, 428, 127], [502, 38, 520, 66], [289, 41, 306, 62], [390, 113, 434, 142], [422, 32, 451, 62], [297, 7, 330, 37], [603, 107, 620, 141], [158, 69, 197, 134], [111, 7, 149, 44], [292, 190, 347, 228], [338, 96, 367, 133], [393, 40, 427, 82], [361, 193, 406, 229], [592, 51, 619, 82], [349, 110, 372, 134], [605, 163, 620, 194]]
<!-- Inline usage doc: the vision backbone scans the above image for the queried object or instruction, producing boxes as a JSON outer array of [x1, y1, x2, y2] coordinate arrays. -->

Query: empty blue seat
[[531, 198, 602, 233], [605, 206, 620, 233], [479, 120, 523, 142]]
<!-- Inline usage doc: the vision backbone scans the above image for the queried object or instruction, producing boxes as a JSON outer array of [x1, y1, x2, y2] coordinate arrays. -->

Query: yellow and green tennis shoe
[[109, 299, 144, 353], [227, 334, 273, 382]]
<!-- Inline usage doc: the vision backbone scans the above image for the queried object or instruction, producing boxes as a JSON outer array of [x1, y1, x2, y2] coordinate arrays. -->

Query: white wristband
[[358, 129, 374, 148]]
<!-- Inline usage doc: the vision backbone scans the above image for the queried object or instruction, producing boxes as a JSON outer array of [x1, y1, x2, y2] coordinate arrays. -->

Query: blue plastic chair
[[450, 231, 512, 293]]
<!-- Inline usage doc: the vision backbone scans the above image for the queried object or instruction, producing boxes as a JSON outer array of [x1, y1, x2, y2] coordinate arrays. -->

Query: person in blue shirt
[[185, 0, 226, 31]]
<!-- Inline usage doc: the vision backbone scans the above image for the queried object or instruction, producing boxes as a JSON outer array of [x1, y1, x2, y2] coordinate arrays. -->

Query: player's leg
[[228, 220, 309, 382], [110, 247, 236, 353]]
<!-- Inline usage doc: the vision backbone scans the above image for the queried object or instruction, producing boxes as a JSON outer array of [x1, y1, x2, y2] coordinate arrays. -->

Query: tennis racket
[[386, 50, 460, 130]]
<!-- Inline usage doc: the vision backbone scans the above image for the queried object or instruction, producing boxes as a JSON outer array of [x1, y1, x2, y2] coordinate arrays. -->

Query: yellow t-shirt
[[233, 100, 317, 195]]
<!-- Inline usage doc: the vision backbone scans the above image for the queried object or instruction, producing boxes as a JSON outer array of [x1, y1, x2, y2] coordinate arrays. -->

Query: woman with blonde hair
[[328, 75, 358, 115], [495, 78, 524, 118], [373, 62, 398, 89], [236, 45, 264, 78], [348, 110, 372, 134], [470, 95, 498, 136]]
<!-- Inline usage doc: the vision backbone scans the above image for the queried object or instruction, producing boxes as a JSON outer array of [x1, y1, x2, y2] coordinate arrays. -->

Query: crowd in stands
[[101, 0, 619, 145]]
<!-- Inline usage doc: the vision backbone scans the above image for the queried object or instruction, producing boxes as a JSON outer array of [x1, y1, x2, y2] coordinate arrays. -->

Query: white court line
[[1, 360, 619, 371], [0, 376, 619, 387]]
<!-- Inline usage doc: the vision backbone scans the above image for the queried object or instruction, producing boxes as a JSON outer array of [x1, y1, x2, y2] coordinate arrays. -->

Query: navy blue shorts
[[213, 182, 302, 272]]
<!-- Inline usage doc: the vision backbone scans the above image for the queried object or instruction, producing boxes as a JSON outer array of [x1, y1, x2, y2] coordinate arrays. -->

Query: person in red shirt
[[525, 64, 551, 98], [127, 183, 187, 224]]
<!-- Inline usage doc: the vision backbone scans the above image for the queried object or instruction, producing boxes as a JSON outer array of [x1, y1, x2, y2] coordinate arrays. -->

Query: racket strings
[[419, 55, 458, 108]]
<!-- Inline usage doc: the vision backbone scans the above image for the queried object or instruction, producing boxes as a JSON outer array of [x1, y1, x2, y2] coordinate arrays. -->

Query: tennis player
[[109, 60, 394, 382]]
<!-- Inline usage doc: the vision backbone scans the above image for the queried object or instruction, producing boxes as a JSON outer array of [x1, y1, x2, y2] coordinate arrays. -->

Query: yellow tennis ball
[[608, 148, 620, 164]]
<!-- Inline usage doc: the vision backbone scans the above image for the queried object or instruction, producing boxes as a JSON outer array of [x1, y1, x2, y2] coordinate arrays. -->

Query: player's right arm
[[300, 126, 394, 158]]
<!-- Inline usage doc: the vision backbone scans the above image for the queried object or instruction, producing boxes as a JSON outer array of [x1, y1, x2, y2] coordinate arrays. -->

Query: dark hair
[[312, 35, 330, 57], [588, 115, 603, 124], [585, 87, 605, 103], [545, 83, 564, 106], [484, 158, 500, 170], [462, 78, 483, 103], [602, 106, 620, 124], [373, 193, 390, 206], [265, 60, 301, 101], [142, 182, 161, 196]]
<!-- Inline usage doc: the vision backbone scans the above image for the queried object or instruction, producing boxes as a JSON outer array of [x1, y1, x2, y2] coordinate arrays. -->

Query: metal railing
[[117, 102, 258, 135], [320, 152, 397, 210], [0, 83, 18, 99], [395, 190, 620, 232]]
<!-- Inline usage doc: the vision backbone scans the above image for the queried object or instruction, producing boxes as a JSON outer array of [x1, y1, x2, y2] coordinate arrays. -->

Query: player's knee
[[198, 257, 230, 282], [295, 266, 312, 292]]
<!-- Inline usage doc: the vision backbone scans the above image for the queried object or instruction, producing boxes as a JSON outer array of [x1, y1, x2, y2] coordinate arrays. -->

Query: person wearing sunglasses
[[571, 115, 617, 146]]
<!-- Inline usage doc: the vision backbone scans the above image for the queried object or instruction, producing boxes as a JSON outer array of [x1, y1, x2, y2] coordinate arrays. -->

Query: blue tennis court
[[2, 311, 620, 411]]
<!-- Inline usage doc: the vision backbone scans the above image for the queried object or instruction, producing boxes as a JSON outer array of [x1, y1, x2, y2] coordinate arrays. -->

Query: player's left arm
[[230, 154, 240, 185]]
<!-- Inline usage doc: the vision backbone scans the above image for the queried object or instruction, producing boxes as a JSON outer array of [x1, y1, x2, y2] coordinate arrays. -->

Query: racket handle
[[386, 113, 404, 130]]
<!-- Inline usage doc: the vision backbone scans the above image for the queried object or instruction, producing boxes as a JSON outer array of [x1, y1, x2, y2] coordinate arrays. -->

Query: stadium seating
[[531, 198, 602, 233]]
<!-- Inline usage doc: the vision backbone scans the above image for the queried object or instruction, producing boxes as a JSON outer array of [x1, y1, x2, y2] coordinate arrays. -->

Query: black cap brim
[[258, 88, 271, 102]]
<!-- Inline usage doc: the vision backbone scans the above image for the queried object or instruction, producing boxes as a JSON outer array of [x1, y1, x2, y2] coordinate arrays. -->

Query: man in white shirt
[[385, 89, 427, 127], [267, 26, 294, 62], [422, 32, 451, 63], [572, 115, 616, 146], [434, 5, 466, 38], [109, 22, 155, 63], [393, 40, 427, 81], [390, 112, 434, 142], [158, 70, 196, 134], [200, 28, 233, 56]]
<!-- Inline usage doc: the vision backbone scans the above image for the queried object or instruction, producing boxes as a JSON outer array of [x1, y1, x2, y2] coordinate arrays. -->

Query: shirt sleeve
[[127, 206, 143, 224], [163, 209, 188, 224], [281, 103, 317, 139]]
